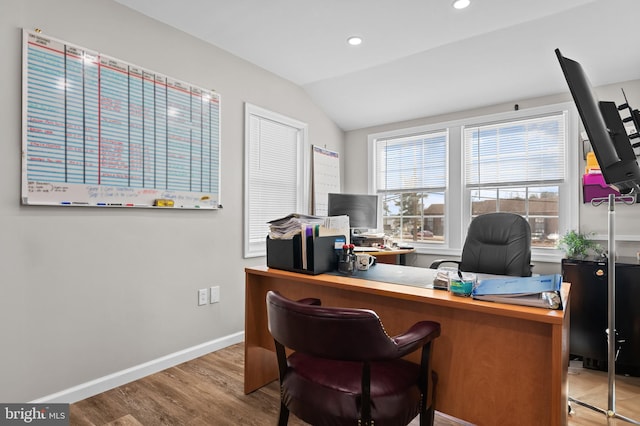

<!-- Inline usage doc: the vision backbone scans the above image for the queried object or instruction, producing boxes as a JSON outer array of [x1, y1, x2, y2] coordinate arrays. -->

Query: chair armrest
[[296, 297, 321, 306], [429, 259, 460, 269], [392, 321, 441, 356]]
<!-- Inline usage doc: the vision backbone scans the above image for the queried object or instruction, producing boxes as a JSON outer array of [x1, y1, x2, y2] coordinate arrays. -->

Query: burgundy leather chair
[[266, 290, 441, 426]]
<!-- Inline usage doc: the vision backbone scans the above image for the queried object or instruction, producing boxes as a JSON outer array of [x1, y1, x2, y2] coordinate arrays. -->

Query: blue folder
[[472, 274, 563, 309]]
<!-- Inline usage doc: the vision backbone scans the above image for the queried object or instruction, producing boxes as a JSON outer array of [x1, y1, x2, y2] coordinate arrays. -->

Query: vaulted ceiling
[[115, 0, 640, 131]]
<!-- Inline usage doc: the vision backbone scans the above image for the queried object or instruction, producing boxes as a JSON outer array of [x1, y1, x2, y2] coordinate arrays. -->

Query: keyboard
[[352, 246, 379, 252]]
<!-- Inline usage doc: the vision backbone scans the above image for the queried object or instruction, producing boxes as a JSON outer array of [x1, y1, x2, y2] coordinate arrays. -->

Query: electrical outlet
[[210, 286, 220, 304], [198, 288, 208, 306]]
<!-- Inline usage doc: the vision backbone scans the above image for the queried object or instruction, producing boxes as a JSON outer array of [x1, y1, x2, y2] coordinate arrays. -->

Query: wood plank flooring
[[567, 359, 640, 425], [70, 343, 640, 425]]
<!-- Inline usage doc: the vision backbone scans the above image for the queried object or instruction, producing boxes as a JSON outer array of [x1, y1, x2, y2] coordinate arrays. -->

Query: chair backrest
[[460, 212, 532, 277], [266, 291, 400, 361]]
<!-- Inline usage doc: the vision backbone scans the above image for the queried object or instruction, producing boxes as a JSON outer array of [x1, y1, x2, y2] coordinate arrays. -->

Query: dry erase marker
[[60, 201, 71, 205], [72, 202, 89, 205], [96, 202, 107, 206]]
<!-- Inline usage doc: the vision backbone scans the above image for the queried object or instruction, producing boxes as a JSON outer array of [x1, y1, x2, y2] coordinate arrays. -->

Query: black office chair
[[430, 212, 532, 277], [266, 290, 441, 426]]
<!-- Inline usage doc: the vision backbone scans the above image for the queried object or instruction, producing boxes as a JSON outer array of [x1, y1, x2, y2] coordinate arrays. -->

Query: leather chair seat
[[283, 353, 421, 426]]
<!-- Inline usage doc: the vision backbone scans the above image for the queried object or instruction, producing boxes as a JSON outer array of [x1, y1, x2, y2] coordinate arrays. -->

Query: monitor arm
[[617, 89, 640, 149]]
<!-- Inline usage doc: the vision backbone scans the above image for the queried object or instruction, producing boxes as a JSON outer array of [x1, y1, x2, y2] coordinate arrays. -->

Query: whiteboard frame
[[21, 29, 222, 210]]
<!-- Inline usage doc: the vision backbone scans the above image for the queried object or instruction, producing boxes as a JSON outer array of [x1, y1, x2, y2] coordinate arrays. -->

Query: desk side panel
[[244, 267, 568, 425], [244, 270, 279, 394]]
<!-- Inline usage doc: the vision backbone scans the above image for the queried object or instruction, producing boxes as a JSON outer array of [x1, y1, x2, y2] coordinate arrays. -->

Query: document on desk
[[320, 215, 350, 245], [268, 213, 325, 239], [472, 274, 563, 309]]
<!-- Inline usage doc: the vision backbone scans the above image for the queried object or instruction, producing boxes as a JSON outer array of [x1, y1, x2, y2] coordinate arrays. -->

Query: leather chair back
[[460, 212, 532, 277], [267, 291, 403, 361]]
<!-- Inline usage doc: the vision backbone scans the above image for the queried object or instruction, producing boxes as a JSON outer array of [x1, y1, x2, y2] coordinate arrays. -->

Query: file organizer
[[266, 234, 344, 275], [583, 173, 620, 203]]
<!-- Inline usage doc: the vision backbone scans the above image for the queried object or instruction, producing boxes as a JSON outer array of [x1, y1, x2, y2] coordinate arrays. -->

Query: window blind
[[375, 130, 447, 192], [464, 113, 566, 187], [247, 115, 300, 247]]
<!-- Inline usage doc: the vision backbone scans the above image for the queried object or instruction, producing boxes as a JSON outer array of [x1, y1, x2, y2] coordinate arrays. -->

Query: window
[[244, 104, 308, 258], [373, 130, 447, 244], [369, 103, 578, 260], [464, 113, 566, 248]]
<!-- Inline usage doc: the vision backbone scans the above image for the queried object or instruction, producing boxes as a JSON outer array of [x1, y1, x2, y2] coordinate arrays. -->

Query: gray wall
[[0, 0, 343, 402], [4, 0, 640, 404], [344, 81, 640, 273]]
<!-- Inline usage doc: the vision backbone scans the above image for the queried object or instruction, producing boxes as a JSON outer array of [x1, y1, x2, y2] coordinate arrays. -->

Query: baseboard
[[31, 331, 245, 404]]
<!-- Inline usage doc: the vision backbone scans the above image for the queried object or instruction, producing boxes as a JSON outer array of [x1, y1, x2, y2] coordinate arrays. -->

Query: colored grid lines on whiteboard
[[23, 30, 221, 208]]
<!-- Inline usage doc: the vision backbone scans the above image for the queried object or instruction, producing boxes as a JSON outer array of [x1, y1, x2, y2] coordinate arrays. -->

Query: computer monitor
[[555, 48, 640, 194], [327, 193, 379, 230]]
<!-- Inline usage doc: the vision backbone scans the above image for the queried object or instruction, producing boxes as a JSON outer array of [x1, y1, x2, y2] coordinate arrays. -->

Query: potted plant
[[557, 230, 602, 259]]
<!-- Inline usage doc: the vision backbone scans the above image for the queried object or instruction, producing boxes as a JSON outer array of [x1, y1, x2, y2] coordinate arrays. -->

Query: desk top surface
[[327, 261, 435, 287], [246, 264, 569, 325]]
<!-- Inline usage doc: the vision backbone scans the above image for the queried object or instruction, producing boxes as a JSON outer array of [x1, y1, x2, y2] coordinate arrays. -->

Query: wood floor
[[566, 359, 640, 425], [70, 343, 640, 426]]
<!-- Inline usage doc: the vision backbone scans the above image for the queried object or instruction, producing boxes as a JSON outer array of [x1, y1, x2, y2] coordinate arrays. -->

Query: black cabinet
[[562, 257, 640, 376]]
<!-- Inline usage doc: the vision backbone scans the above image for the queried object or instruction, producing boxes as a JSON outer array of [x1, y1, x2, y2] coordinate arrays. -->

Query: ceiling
[[114, 0, 640, 131]]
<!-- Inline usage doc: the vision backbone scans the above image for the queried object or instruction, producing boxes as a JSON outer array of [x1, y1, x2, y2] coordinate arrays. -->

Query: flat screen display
[[327, 193, 378, 229], [555, 48, 640, 194]]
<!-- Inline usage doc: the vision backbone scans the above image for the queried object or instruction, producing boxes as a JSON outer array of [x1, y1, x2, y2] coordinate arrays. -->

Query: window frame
[[370, 127, 449, 247], [243, 103, 309, 258], [369, 103, 579, 262]]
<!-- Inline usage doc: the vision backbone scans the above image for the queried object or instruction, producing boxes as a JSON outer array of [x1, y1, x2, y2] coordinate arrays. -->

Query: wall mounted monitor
[[555, 48, 640, 194]]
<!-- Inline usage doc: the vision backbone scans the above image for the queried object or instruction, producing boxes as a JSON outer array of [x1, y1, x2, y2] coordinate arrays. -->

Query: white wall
[[0, 0, 343, 402], [345, 81, 640, 272]]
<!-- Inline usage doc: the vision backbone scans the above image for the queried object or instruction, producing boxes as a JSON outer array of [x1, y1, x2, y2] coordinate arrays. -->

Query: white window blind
[[376, 130, 447, 191], [244, 104, 307, 258], [464, 113, 566, 187]]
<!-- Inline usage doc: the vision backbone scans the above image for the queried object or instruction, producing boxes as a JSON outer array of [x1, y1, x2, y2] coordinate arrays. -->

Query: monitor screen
[[555, 48, 640, 194], [327, 193, 379, 230]]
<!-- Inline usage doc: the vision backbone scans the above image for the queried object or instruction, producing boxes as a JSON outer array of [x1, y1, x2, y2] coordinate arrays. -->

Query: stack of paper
[[268, 213, 325, 239], [472, 274, 563, 309]]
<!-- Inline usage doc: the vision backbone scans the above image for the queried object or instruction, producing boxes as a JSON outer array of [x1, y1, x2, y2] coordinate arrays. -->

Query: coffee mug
[[356, 253, 376, 271]]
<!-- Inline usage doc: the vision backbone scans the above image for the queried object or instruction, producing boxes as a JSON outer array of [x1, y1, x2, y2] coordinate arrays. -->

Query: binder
[[472, 274, 563, 309]]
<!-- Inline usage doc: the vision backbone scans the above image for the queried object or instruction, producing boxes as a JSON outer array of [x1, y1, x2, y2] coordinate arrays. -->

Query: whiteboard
[[22, 30, 221, 209], [312, 145, 340, 216]]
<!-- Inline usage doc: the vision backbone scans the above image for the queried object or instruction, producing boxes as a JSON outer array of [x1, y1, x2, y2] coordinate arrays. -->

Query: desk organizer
[[266, 234, 345, 275]]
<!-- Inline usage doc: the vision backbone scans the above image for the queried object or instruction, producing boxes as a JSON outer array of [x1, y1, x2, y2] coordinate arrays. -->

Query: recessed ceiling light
[[347, 36, 363, 46], [453, 0, 470, 9]]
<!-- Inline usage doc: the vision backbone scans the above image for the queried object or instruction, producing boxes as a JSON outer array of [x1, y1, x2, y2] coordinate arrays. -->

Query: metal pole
[[569, 193, 640, 425], [607, 193, 616, 417]]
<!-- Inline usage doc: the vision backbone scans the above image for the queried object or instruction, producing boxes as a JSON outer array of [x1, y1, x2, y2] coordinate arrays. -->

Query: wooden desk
[[357, 247, 416, 265], [244, 265, 569, 425]]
